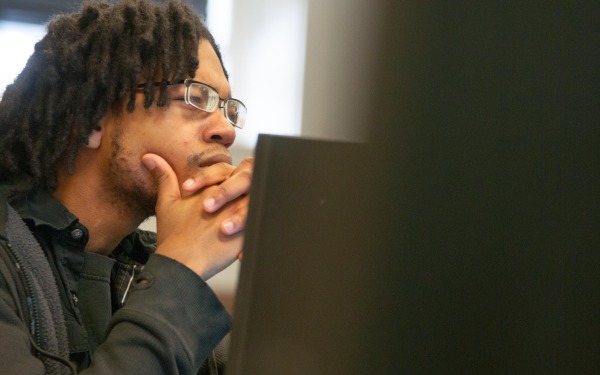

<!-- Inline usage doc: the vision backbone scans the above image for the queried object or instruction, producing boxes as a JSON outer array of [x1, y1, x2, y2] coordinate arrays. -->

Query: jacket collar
[[8, 188, 79, 231], [5, 186, 156, 263]]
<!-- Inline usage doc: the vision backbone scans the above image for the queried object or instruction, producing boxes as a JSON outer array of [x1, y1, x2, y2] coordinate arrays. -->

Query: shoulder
[[0, 180, 32, 239]]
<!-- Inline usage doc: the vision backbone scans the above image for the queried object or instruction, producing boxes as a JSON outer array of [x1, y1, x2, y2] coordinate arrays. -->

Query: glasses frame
[[136, 79, 246, 129]]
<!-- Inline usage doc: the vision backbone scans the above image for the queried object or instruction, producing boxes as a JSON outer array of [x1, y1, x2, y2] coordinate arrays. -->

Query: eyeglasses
[[137, 79, 247, 129]]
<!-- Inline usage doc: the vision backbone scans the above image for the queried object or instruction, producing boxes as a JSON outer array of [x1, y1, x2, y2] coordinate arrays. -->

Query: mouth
[[196, 153, 232, 168]]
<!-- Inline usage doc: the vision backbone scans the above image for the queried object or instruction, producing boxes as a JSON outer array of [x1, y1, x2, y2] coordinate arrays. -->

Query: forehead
[[193, 40, 230, 96]]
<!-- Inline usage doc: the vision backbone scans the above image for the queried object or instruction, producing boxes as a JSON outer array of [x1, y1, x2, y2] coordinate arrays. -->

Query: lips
[[196, 153, 232, 168]]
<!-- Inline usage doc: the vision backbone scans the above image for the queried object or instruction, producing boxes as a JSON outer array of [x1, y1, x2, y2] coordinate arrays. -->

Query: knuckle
[[217, 161, 235, 170], [241, 157, 255, 166], [237, 169, 252, 181], [217, 185, 229, 199]]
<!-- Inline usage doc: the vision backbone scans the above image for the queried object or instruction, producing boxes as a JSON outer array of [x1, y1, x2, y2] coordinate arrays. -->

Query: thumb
[[142, 153, 181, 202]]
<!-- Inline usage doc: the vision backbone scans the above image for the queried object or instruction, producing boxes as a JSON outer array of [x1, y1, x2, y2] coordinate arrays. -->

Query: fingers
[[181, 162, 236, 197], [236, 157, 255, 171], [144, 155, 248, 280], [220, 196, 249, 235], [142, 153, 181, 203], [204, 157, 254, 213]]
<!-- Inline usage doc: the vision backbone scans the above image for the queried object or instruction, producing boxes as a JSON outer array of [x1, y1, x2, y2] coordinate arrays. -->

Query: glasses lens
[[225, 100, 247, 129], [186, 83, 219, 112]]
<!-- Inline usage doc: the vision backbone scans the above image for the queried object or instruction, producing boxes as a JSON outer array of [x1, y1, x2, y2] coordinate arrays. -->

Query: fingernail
[[183, 178, 195, 189], [204, 198, 217, 212], [223, 219, 236, 234], [142, 156, 156, 171]]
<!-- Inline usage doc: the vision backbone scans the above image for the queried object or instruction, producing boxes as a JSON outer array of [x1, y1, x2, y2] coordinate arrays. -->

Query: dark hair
[[0, 0, 227, 191]]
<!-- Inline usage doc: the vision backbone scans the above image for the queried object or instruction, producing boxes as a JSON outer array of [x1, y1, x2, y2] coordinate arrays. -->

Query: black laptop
[[226, 134, 378, 375]]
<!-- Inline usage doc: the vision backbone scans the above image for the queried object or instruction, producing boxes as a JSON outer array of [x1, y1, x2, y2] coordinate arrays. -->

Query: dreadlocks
[[0, 0, 227, 191]]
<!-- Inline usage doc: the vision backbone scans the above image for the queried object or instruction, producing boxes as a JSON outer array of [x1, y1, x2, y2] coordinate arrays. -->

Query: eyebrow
[[136, 80, 234, 100], [186, 79, 232, 99], [198, 80, 232, 100]]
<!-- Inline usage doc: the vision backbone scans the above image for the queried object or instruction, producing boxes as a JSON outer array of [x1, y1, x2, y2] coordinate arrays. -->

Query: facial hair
[[102, 125, 226, 222], [103, 125, 157, 221]]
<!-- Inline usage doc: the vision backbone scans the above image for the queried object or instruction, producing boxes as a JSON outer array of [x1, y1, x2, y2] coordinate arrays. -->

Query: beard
[[101, 124, 224, 223], [103, 126, 157, 221]]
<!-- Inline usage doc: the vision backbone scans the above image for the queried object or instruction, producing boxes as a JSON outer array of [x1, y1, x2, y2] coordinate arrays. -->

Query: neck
[[53, 166, 147, 256]]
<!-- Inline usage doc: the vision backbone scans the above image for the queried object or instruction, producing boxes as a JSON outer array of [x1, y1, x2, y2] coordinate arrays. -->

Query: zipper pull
[[121, 264, 141, 305]]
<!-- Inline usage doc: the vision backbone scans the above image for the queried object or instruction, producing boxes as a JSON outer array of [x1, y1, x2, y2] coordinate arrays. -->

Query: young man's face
[[97, 39, 237, 218]]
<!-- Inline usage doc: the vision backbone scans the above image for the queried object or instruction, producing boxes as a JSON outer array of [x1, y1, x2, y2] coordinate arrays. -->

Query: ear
[[86, 125, 104, 149]]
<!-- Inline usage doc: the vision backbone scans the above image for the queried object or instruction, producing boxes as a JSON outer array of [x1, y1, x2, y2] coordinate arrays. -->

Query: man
[[0, 0, 252, 373]]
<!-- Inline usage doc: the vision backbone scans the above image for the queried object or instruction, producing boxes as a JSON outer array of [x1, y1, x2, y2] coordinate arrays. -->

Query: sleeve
[[82, 253, 232, 374]]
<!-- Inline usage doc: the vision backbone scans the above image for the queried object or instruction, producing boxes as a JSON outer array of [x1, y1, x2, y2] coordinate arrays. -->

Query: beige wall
[[301, 0, 385, 142]]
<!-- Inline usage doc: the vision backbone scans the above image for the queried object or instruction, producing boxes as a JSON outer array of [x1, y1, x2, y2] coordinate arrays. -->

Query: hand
[[181, 157, 254, 234], [142, 153, 249, 280]]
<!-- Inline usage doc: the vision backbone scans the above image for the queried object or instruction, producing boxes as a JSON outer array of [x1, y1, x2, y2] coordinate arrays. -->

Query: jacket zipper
[[121, 264, 142, 305], [6, 242, 41, 347]]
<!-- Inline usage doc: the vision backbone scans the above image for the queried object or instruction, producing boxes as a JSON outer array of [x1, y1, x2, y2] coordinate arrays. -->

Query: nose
[[202, 110, 237, 148]]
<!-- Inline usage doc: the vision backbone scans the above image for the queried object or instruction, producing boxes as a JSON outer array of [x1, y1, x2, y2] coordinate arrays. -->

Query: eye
[[187, 88, 212, 109], [188, 95, 207, 106]]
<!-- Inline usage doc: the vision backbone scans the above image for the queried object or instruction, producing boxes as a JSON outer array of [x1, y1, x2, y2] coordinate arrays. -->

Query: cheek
[[139, 127, 192, 155], [159, 139, 197, 179], [166, 139, 194, 159]]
